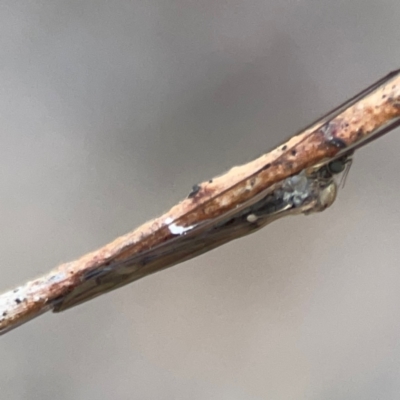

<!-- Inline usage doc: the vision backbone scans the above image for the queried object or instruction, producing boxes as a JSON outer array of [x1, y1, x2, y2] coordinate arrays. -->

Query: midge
[[1, 69, 400, 334]]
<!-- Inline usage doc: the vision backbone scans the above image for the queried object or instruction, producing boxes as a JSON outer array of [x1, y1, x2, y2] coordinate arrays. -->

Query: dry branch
[[1, 69, 400, 335]]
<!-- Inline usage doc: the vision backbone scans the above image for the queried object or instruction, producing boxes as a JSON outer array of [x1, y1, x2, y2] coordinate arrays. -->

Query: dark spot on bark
[[141, 255, 154, 266], [2, 311, 7, 317], [291, 149, 297, 156], [188, 184, 201, 198], [263, 163, 271, 170], [281, 145, 287, 151], [250, 177, 256, 187], [356, 128, 364, 139], [195, 184, 214, 200], [382, 94, 387, 99], [208, 179, 213, 183], [393, 102, 400, 109], [328, 137, 347, 149], [15, 298, 21, 304]]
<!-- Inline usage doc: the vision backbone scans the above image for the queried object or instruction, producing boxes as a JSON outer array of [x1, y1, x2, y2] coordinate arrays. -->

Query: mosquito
[[1, 69, 400, 334]]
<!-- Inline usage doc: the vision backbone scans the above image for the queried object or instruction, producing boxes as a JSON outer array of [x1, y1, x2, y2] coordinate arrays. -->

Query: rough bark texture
[[1, 70, 400, 335]]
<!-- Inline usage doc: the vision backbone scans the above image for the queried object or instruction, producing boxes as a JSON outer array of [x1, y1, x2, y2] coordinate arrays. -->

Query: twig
[[1, 69, 400, 335]]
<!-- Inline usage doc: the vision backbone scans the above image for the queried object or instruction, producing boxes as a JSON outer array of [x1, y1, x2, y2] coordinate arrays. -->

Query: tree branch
[[1, 69, 400, 335]]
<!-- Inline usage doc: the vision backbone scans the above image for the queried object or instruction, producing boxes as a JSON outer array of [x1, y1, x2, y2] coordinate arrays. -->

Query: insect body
[[53, 153, 351, 311]]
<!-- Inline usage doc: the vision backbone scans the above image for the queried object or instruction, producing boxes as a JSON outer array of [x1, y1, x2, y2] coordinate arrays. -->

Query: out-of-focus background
[[1, 1, 400, 399]]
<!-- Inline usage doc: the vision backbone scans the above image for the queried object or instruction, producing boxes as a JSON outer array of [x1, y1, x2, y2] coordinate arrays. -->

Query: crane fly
[[1, 69, 400, 334]]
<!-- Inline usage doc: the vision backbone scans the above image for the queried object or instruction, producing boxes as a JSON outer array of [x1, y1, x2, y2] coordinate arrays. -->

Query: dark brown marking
[[356, 129, 364, 139], [262, 163, 271, 171], [328, 137, 347, 149], [188, 184, 201, 198]]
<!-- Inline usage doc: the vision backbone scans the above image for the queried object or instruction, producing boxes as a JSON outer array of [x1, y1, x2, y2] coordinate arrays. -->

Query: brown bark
[[1, 69, 399, 335]]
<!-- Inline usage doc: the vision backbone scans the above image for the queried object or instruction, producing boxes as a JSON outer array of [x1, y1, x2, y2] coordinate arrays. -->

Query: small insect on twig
[[1, 70, 400, 335]]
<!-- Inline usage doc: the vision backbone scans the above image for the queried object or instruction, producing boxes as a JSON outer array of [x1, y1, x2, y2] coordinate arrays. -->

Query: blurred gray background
[[1, 1, 400, 399]]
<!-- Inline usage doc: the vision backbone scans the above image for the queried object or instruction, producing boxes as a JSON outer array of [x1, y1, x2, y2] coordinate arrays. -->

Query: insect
[[1, 69, 400, 334], [54, 154, 349, 311]]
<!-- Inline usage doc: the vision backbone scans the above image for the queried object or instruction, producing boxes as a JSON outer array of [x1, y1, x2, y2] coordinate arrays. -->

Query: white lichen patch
[[0, 287, 28, 320], [47, 271, 68, 284], [0, 270, 66, 332], [165, 217, 194, 235]]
